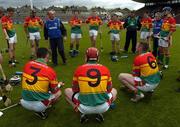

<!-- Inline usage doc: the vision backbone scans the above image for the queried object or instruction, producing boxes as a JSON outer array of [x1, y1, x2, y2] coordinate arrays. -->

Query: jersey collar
[[35, 58, 47, 65], [87, 60, 97, 64]]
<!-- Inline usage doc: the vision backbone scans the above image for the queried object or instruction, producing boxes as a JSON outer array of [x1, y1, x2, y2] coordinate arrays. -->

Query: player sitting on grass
[[86, 11, 103, 47], [1, 7, 18, 67], [24, 10, 43, 59], [20, 48, 63, 119], [107, 13, 123, 55], [69, 10, 83, 57], [65, 47, 117, 123], [158, 7, 176, 69], [118, 42, 161, 102]]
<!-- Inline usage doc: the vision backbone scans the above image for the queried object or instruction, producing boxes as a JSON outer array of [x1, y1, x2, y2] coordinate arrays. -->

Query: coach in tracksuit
[[44, 10, 67, 66], [123, 11, 141, 53]]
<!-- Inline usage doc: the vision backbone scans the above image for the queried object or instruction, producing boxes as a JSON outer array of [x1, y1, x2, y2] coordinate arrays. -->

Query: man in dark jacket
[[123, 11, 141, 53], [44, 10, 67, 66]]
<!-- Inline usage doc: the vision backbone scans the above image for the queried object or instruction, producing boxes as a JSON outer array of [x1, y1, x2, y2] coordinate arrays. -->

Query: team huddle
[[0, 6, 176, 123]]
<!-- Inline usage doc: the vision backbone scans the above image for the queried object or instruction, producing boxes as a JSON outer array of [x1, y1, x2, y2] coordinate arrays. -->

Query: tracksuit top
[[45, 18, 62, 39], [153, 19, 163, 35]]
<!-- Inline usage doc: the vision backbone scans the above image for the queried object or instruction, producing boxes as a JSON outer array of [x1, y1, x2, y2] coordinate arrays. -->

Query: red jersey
[[72, 63, 112, 106], [162, 17, 176, 32], [107, 20, 123, 33], [22, 59, 58, 101], [86, 16, 102, 30], [24, 16, 43, 33], [1, 15, 16, 37], [69, 16, 82, 26], [141, 17, 152, 31], [133, 52, 161, 84]]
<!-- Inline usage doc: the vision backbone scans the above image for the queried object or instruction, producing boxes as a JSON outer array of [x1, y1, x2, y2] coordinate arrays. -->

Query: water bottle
[[15, 71, 23, 75]]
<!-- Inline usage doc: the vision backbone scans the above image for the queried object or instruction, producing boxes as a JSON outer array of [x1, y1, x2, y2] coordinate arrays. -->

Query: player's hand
[[63, 36, 67, 41], [58, 82, 65, 88], [5, 36, 9, 40], [26, 34, 30, 39]]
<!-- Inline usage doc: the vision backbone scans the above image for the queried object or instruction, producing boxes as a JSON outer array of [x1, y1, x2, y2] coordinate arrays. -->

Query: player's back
[[22, 60, 56, 101], [75, 63, 112, 106], [135, 52, 161, 84]]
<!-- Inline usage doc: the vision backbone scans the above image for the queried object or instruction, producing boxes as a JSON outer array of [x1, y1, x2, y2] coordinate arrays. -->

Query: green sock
[[165, 57, 170, 65], [137, 89, 142, 96], [158, 54, 164, 63]]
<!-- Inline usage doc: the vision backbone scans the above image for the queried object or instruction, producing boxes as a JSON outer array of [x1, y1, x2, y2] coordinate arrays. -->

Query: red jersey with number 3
[[22, 59, 58, 101], [72, 63, 112, 106], [132, 52, 161, 84]]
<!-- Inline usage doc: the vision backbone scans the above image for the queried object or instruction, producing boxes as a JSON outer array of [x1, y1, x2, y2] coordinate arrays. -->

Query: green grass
[[0, 24, 180, 127]]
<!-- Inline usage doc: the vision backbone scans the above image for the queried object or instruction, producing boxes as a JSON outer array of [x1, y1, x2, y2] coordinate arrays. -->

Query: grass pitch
[[0, 24, 180, 127]]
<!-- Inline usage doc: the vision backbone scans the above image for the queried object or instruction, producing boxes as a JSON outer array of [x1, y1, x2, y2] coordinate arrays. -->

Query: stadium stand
[[133, 0, 180, 23]]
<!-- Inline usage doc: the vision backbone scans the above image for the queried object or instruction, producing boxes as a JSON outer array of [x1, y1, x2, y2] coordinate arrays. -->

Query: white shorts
[[29, 32, 41, 41], [71, 33, 82, 39], [89, 30, 98, 37], [8, 34, 17, 44], [74, 93, 112, 114], [110, 33, 120, 41], [20, 94, 55, 112], [140, 31, 150, 40], [137, 83, 159, 92], [158, 38, 169, 48]]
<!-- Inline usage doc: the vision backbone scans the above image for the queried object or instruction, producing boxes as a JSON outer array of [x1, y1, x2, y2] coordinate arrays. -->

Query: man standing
[[107, 14, 123, 54], [140, 12, 152, 50], [65, 47, 117, 123], [24, 10, 43, 59], [119, 42, 161, 102], [123, 11, 141, 53], [86, 11, 103, 47], [158, 7, 176, 69], [152, 12, 163, 57], [20, 47, 63, 119], [69, 10, 82, 57], [44, 10, 67, 66], [1, 7, 17, 67]]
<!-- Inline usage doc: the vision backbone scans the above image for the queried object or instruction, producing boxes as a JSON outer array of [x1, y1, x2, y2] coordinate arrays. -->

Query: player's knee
[[118, 73, 125, 81], [64, 88, 72, 96], [9, 48, 14, 52]]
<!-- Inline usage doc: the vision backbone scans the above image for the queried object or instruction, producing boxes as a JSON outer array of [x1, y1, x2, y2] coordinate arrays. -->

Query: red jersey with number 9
[[72, 63, 112, 106], [22, 59, 58, 101]]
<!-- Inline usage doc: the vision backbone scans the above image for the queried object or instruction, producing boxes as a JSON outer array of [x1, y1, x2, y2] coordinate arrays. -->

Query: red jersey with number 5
[[72, 63, 112, 106], [22, 59, 58, 101], [132, 52, 161, 84]]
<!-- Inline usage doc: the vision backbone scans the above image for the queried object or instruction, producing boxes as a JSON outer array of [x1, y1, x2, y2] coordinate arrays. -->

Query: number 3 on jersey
[[26, 66, 41, 85]]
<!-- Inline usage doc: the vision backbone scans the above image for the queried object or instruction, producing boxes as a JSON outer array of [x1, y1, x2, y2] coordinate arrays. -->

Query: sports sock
[[165, 56, 170, 65], [76, 44, 79, 50], [70, 43, 73, 50], [158, 54, 164, 63]]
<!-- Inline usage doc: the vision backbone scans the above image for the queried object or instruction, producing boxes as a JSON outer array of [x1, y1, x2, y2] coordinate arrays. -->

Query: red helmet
[[86, 47, 99, 61]]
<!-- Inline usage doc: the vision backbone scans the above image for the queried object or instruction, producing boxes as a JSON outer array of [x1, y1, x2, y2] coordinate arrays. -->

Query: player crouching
[[118, 42, 161, 102], [65, 47, 117, 123], [20, 48, 63, 119]]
